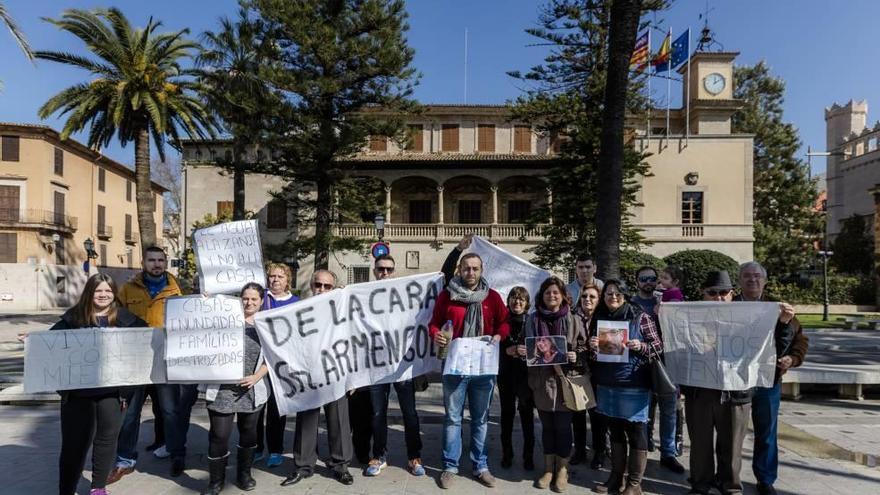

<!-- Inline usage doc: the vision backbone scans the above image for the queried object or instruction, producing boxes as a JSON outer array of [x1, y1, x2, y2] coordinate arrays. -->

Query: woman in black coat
[[46, 273, 147, 495]]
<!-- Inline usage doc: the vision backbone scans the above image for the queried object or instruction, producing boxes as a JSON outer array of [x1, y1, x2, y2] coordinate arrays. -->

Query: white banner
[[468, 235, 550, 304], [24, 327, 166, 393], [193, 219, 266, 295], [658, 302, 780, 390], [164, 295, 246, 382], [255, 272, 444, 414]]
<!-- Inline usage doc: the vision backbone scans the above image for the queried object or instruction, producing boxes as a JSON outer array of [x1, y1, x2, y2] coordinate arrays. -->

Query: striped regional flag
[[629, 31, 650, 72]]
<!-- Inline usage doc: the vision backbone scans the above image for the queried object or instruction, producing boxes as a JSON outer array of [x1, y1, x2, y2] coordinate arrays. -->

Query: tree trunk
[[233, 162, 246, 221], [135, 127, 157, 248], [595, 0, 643, 280], [313, 174, 332, 271]]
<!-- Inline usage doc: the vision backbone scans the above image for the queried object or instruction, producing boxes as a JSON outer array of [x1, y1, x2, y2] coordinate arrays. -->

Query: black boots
[[236, 446, 257, 491], [593, 442, 626, 494], [203, 453, 228, 495]]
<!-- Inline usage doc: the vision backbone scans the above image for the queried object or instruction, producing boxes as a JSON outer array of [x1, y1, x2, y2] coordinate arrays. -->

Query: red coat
[[429, 288, 510, 341]]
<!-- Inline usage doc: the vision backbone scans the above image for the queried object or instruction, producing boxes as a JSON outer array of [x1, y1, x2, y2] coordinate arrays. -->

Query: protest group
[[22, 219, 808, 495]]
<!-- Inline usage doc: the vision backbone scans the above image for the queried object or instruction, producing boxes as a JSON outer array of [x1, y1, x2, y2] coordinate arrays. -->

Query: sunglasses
[[312, 282, 334, 290], [375, 266, 394, 273], [705, 289, 732, 297], [638, 275, 658, 283]]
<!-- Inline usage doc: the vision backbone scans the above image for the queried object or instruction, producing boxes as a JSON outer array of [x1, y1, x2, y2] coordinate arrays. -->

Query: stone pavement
[[778, 398, 880, 467], [2, 403, 880, 495]]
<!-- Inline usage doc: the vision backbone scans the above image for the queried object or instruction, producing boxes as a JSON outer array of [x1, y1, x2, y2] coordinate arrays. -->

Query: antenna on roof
[[464, 28, 468, 104], [697, 0, 723, 52]]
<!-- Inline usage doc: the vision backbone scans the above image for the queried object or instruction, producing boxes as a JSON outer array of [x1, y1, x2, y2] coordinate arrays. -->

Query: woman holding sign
[[49, 273, 147, 495], [588, 280, 662, 495], [204, 282, 270, 494], [517, 276, 587, 493]]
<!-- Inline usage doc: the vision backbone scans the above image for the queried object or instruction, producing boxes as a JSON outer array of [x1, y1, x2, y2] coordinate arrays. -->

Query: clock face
[[703, 72, 726, 96]]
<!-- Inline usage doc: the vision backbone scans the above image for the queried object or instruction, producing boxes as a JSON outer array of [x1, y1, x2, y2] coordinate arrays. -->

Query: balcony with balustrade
[[0, 208, 78, 233]]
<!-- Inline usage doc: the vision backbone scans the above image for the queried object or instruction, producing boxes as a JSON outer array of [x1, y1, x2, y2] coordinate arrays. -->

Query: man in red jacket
[[430, 252, 510, 489]]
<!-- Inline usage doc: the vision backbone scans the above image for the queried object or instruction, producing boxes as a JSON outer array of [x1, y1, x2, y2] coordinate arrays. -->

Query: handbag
[[554, 365, 595, 412], [651, 358, 677, 395]]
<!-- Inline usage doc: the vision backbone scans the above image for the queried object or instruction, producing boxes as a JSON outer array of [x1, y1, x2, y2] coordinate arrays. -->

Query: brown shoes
[[106, 466, 133, 485]]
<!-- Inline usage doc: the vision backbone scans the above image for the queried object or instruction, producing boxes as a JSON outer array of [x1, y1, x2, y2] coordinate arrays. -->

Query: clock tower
[[679, 51, 743, 135]]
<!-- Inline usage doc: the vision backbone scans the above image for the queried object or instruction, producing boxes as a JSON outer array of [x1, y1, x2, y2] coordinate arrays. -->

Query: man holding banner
[[431, 252, 509, 489], [282, 269, 356, 487]]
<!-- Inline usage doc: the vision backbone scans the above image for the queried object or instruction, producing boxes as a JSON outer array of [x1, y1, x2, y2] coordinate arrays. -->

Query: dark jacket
[[525, 310, 588, 412], [51, 307, 148, 400], [499, 313, 528, 383]]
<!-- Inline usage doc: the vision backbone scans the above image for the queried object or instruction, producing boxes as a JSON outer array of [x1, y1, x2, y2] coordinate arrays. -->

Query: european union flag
[[669, 29, 690, 70]]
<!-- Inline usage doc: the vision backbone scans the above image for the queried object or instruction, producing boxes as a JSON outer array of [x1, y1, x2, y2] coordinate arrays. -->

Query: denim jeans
[[657, 392, 679, 457], [441, 374, 495, 474], [156, 384, 198, 460], [752, 383, 781, 485], [370, 380, 423, 460], [115, 386, 148, 467]]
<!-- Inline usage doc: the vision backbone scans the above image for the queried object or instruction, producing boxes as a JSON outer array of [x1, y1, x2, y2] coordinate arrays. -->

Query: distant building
[[181, 51, 754, 290], [0, 123, 166, 309]]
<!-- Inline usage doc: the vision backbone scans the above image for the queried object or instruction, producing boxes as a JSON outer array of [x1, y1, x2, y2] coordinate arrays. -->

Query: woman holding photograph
[[498, 286, 535, 470], [589, 280, 662, 495], [528, 336, 566, 366], [517, 276, 586, 492], [49, 273, 147, 495], [573, 284, 608, 468]]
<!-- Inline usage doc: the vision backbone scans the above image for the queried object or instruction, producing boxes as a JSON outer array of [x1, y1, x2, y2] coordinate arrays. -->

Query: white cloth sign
[[255, 272, 444, 415], [164, 295, 246, 382], [193, 219, 266, 295], [442, 337, 500, 375], [468, 236, 550, 304], [658, 302, 780, 390], [24, 327, 166, 393]]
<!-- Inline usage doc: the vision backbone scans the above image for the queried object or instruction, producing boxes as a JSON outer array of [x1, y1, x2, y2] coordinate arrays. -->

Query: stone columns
[[546, 186, 554, 225], [437, 186, 445, 224], [491, 185, 499, 224], [384, 186, 392, 222]]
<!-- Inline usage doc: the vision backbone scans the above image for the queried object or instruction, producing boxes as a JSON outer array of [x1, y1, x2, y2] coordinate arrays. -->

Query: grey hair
[[312, 269, 338, 286], [738, 261, 767, 279]]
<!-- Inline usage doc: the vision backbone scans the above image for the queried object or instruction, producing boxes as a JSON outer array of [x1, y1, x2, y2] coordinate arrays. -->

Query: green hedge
[[619, 250, 665, 288], [767, 276, 875, 305], [662, 249, 740, 301]]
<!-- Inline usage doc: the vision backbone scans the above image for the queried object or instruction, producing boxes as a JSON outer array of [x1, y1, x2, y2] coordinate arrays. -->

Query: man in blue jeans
[[735, 262, 808, 495], [364, 255, 425, 477], [158, 383, 199, 477], [430, 250, 509, 489]]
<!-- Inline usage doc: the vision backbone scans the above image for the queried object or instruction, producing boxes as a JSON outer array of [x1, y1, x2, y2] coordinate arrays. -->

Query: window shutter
[[478, 124, 495, 152], [0, 233, 17, 262], [2, 136, 20, 162], [126, 181, 132, 202], [406, 125, 424, 152], [441, 124, 459, 152], [54, 147, 64, 175], [369, 135, 388, 152], [267, 199, 288, 229], [514, 125, 531, 153], [98, 168, 106, 191]]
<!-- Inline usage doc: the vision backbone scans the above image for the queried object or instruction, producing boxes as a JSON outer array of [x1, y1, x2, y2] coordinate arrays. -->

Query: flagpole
[[646, 29, 651, 144], [685, 27, 691, 147], [665, 27, 671, 151]]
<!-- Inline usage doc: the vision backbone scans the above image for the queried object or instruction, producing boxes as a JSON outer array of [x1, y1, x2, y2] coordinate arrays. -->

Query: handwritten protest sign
[[164, 295, 245, 382], [658, 302, 780, 390], [193, 219, 266, 295], [468, 235, 550, 305], [443, 337, 500, 375], [255, 272, 444, 414], [24, 327, 166, 393]]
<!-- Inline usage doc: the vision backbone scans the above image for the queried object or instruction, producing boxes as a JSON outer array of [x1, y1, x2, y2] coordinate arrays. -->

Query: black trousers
[[498, 374, 535, 458], [145, 385, 164, 444], [256, 386, 286, 455], [684, 388, 750, 493], [608, 417, 648, 450], [292, 397, 353, 474], [59, 392, 124, 495], [588, 408, 610, 454], [348, 387, 373, 462], [208, 409, 261, 458], [538, 410, 573, 457]]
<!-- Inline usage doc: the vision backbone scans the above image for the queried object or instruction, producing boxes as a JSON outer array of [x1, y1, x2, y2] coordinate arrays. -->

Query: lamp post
[[818, 249, 833, 321], [374, 214, 385, 241]]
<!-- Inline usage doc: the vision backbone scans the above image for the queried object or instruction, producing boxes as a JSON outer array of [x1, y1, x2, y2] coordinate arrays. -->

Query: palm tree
[[196, 8, 278, 221], [36, 8, 214, 248], [1, 1, 33, 59]]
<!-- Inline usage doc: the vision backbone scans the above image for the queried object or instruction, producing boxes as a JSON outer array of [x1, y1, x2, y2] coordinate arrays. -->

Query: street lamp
[[818, 249, 834, 321], [83, 237, 98, 259], [374, 214, 385, 241]]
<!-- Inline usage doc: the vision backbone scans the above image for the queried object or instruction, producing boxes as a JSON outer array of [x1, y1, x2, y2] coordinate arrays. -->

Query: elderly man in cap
[[683, 271, 752, 495]]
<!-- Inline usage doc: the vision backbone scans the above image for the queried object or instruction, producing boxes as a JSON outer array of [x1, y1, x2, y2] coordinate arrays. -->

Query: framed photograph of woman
[[525, 335, 568, 366]]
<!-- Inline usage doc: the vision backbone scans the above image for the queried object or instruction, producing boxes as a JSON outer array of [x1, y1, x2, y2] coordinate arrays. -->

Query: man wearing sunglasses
[[734, 262, 807, 495], [283, 269, 356, 487], [683, 270, 751, 495]]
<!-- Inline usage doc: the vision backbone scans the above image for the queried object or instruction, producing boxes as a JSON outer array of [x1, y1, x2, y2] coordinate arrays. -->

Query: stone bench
[[782, 364, 880, 400], [836, 317, 880, 330]]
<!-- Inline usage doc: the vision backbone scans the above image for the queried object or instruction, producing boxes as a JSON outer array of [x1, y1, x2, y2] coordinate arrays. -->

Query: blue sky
[[2, 0, 878, 176]]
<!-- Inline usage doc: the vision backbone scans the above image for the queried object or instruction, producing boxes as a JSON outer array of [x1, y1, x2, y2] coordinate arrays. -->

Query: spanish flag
[[629, 31, 650, 72], [653, 29, 672, 72]]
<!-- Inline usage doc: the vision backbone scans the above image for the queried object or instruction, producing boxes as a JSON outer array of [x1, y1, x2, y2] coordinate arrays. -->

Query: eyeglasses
[[510, 297, 527, 304], [375, 266, 394, 273], [638, 275, 657, 283], [705, 289, 732, 297], [312, 282, 334, 290]]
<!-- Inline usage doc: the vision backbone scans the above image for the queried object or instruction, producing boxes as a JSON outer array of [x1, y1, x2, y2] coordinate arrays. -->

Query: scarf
[[534, 303, 571, 337], [447, 276, 490, 338], [508, 312, 526, 343], [573, 304, 593, 331], [143, 272, 168, 299]]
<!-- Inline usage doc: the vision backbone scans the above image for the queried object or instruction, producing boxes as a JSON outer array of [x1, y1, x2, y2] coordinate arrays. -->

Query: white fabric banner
[[24, 327, 166, 393], [255, 272, 444, 414], [193, 219, 266, 295], [468, 235, 550, 304], [164, 295, 246, 382], [658, 302, 780, 390]]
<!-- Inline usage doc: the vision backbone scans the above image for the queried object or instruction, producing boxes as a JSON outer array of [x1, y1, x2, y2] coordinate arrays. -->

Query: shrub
[[619, 250, 665, 289], [767, 275, 875, 305], [662, 249, 740, 301]]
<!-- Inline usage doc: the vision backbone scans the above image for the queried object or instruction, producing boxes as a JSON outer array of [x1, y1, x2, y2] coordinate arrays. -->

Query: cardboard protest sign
[[658, 302, 779, 390], [193, 219, 266, 295], [164, 295, 246, 382], [255, 272, 444, 414], [596, 320, 629, 363], [24, 327, 166, 393], [468, 236, 550, 305]]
